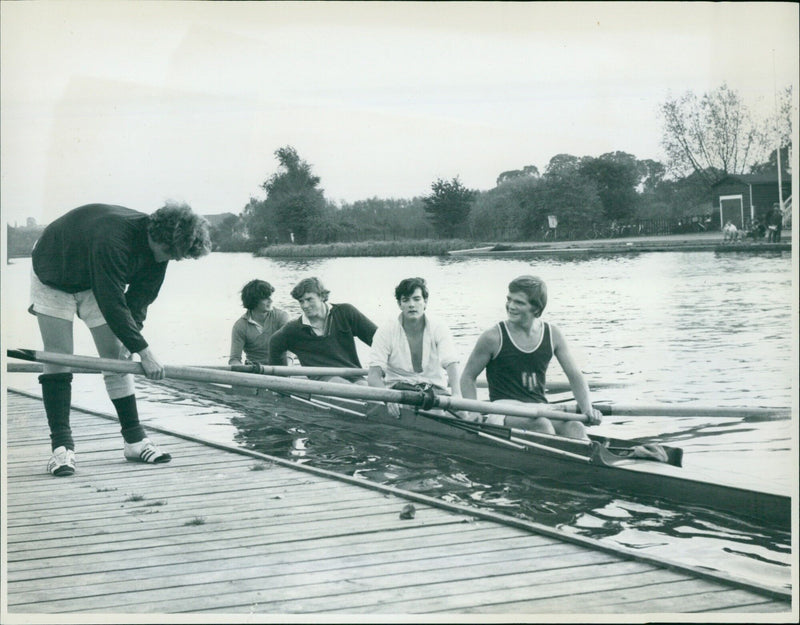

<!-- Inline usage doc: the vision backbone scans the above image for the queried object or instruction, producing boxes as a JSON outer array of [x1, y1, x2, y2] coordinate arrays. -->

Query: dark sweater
[[32, 204, 167, 354], [268, 303, 377, 368]]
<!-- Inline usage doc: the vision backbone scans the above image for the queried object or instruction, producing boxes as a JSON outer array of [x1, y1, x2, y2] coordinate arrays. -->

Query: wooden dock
[[3, 389, 794, 618]]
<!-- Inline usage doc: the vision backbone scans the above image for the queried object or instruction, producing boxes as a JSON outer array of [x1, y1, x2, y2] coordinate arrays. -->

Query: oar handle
[[433, 395, 588, 422], [10, 349, 419, 401], [5, 362, 103, 374], [9, 349, 588, 423], [224, 364, 497, 389], [228, 364, 369, 378]]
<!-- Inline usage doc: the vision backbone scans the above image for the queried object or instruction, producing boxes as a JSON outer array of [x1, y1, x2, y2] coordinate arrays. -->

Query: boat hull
[[228, 385, 790, 529]]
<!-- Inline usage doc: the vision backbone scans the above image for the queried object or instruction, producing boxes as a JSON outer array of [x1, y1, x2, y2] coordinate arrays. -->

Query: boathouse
[[711, 174, 792, 229]]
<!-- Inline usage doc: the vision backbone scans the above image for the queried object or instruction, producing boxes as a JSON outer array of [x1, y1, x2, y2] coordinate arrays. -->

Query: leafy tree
[[660, 83, 768, 186], [422, 177, 476, 237], [470, 176, 537, 239], [208, 213, 252, 251], [749, 145, 792, 176], [578, 154, 640, 220], [331, 197, 433, 241], [6, 223, 45, 258], [496, 165, 540, 186], [523, 175, 602, 237], [471, 166, 603, 240], [544, 153, 581, 178], [751, 86, 793, 176], [242, 196, 278, 244], [258, 146, 326, 244], [641, 170, 716, 219], [637, 159, 666, 194]]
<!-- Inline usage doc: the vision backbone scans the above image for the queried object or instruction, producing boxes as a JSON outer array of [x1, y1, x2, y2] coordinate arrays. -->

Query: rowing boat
[[7, 349, 791, 529], [222, 383, 790, 529]]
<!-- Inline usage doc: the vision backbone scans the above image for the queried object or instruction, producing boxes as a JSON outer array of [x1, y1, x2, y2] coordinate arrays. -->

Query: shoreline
[[7, 233, 791, 262], [448, 238, 792, 256], [255, 232, 792, 258]]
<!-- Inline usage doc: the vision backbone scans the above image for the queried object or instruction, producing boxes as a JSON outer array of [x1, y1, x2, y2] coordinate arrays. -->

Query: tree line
[[7, 83, 792, 255], [211, 83, 791, 249]]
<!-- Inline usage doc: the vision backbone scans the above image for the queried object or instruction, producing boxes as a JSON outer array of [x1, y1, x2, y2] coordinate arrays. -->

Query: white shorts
[[29, 270, 106, 328]]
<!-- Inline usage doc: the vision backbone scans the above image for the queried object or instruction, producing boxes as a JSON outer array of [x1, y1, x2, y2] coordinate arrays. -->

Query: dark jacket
[[32, 204, 167, 353], [268, 303, 376, 368]]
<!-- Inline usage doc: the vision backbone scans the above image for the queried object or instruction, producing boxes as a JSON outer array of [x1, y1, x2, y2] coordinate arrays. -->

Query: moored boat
[[7, 348, 791, 529], [227, 383, 791, 529]]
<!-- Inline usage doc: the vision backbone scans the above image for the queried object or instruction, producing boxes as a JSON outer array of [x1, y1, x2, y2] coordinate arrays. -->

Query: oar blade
[[592, 441, 683, 468]]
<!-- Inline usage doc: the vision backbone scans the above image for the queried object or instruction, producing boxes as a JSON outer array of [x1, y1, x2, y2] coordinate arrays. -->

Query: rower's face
[[398, 288, 427, 319], [505, 291, 535, 322], [252, 298, 273, 314], [298, 292, 325, 319]]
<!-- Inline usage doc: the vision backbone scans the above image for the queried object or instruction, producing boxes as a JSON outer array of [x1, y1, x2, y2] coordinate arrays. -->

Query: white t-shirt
[[368, 314, 459, 389]]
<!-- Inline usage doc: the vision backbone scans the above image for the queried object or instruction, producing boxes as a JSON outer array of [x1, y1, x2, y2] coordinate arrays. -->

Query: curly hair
[[290, 277, 330, 302], [394, 277, 429, 302], [240, 279, 275, 310], [508, 275, 547, 317], [147, 202, 212, 260]]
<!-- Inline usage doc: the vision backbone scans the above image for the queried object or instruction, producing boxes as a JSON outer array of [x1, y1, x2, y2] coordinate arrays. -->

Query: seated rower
[[367, 277, 460, 417], [460, 275, 602, 440], [268, 276, 377, 384], [229, 279, 289, 365]]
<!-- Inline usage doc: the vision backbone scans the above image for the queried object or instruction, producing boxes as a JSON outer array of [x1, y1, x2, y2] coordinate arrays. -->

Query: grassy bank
[[255, 239, 476, 258]]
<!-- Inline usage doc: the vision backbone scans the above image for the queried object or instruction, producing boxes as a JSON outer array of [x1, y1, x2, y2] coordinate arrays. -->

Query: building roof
[[712, 173, 788, 187]]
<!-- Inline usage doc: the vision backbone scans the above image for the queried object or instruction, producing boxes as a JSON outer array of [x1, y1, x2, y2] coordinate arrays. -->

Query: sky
[[1, 1, 798, 226]]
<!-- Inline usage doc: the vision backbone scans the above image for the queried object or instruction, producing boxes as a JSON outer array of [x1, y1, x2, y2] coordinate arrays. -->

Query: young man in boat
[[460, 275, 602, 440], [29, 202, 212, 476], [229, 279, 290, 365], [367, 277, 460, 416], [268, 277, 377, 383]]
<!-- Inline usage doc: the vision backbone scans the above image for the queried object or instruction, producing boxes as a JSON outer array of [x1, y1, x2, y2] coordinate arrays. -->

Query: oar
[[213, 365, 622, 393], [227, 364, 368, 378], [7, 349, 588, 423], [5, 362, 105, 375], [551, 400, 789, 421], [5, 361, 618, 394], [415, 410, 593, 461], [5, 361, 369, 379]]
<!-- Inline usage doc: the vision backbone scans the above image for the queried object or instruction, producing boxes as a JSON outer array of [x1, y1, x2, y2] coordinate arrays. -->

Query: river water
[[2, 250, 795, 592]]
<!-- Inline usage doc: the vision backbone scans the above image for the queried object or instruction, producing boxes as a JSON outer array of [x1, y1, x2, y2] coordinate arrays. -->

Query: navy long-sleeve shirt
[[268, 303, 377, 368], [32, 204, 167, 354]]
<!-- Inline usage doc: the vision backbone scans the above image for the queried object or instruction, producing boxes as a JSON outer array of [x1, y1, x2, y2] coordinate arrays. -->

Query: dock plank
[[11, 540, 586, 612], [4, 390, 792, 617]]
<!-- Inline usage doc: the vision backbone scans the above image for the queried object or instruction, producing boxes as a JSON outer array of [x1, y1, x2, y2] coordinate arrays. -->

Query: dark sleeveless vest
[[486, 321, 552, 403]]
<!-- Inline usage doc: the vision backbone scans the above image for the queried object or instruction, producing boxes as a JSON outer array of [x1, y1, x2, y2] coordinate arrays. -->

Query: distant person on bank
[[229, 279, 290, 366], [723, 221, 740, 243], [30, 203, 212, 476], [367, 277, 460, 417], [268, 277, 377, 384], [460, 275, 602, 440], [768, 204, 783, 243]]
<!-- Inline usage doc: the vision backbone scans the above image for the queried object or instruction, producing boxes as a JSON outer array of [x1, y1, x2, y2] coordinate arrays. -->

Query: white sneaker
[[47, 446, 76, 476], [124, 438, 171, 464]]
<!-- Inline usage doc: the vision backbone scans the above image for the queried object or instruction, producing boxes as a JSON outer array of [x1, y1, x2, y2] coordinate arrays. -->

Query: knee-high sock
[[39, 373, 74, 451], [111, 394, 146, 443]]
